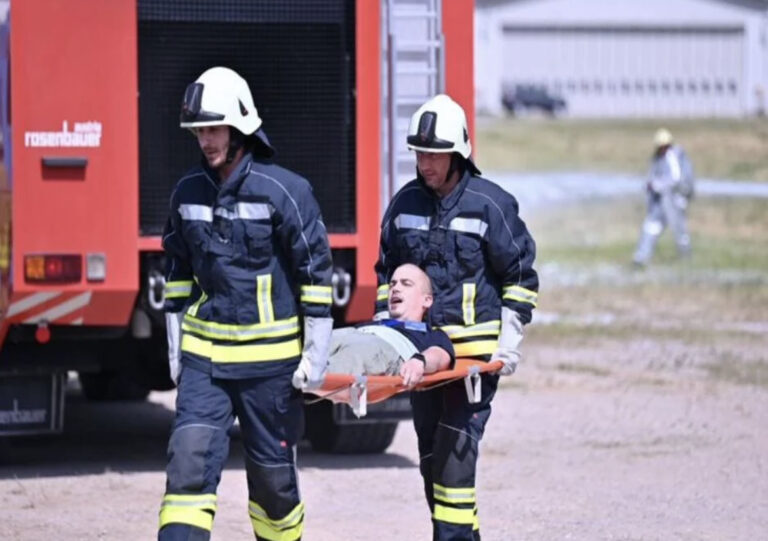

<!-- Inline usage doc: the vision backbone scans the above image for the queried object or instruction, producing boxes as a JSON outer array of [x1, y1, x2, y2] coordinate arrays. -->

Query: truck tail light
[[25, 254, 82, 283]]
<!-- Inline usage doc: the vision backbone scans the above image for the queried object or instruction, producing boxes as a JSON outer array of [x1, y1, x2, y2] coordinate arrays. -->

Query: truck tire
[[303, 401, 398, 454], [78, 370, 150, 402]]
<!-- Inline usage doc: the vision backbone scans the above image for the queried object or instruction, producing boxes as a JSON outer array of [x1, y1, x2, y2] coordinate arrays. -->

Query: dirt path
[[1, 358, 765, 540]]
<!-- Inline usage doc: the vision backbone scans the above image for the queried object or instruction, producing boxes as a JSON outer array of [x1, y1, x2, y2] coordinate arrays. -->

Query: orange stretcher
[[314, 359, 504, 418]]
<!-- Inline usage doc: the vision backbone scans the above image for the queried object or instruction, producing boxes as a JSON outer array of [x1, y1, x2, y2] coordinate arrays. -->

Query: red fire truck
[[0, 0, 474, 452]]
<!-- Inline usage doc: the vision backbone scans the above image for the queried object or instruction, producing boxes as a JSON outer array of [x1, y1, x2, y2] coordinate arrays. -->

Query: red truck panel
[[8, 0, 138, 327]]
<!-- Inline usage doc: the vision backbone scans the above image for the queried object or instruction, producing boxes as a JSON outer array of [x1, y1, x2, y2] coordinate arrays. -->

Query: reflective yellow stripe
[[440, 320, 500, 340], [433, 503, 475, 525], [453, 340, 498, 357], [187, 290, 207, 317], [159, 494, 217, 531], [257, 275, 275, 323], [462, 283, 476, 326], [249, 501, 304, 541], [503, 285, 538, 307], [182, 315, 299, 342], [377, 284, 389, 302], [473, 506, 480, 531], [165, 280, 193, 299], [182, 334, 301, 363], [300, 285, 332, 304], [433, 484, 476, 504]]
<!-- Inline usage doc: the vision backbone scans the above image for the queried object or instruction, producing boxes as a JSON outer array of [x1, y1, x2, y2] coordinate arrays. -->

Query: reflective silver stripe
[[449, 217, 488, 238], [462, 283, 476, 326], [182, 315, 299, 341], [165, 281, 193, 298], [257, 274, 274, 323], [433, 484, 476, 504], [503, 285, 538, 306], [300, 285, 332, 304], [213, 202, 272, 221], [179, 204, 213, 222], [440, 320, 500, 340], [394, 213, 430, 231], [237, 202, 271, 220], [162, 494, 218, 507]]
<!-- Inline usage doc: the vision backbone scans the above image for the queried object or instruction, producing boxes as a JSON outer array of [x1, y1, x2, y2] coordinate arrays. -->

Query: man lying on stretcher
[[327, 263, 455, 387]]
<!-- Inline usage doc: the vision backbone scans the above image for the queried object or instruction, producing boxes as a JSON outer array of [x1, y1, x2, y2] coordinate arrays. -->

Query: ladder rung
[[396, 67, 438, 76], [393, 10, 438, 19], [397, 40, 440, 49], [395, 96, 429, 106]]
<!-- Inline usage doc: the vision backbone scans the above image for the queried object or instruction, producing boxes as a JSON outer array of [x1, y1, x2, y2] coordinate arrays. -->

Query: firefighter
[[158, 67, 333, 541], [375, 94, 539, 540], [632, 128, 695, 266]]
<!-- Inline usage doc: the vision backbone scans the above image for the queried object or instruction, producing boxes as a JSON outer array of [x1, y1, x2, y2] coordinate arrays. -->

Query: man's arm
[[274, 178, 334, 389], [162, 189, 195, 385], [487, 190, 538, 375], [400, 346, 451, 387]]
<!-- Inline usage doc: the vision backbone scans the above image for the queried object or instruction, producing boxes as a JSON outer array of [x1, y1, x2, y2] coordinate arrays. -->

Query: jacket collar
[[418, 168, 472, 212], [203, 152, 253, 196]]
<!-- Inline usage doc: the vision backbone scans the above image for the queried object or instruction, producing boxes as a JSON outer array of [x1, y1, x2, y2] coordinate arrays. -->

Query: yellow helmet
[[654, 128, 673, 147]]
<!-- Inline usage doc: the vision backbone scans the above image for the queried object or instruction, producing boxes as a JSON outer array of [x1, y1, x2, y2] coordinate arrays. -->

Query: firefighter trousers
[[633, 191, 691, 265], [410, 373, 499, 541], [158, 365, 305, 541]]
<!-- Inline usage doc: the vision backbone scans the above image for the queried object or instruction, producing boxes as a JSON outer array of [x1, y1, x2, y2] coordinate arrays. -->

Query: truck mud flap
[[0, 372, 65, 436]]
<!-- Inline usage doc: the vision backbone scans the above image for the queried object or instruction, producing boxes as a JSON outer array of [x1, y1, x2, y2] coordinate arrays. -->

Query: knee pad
[[166, 424, 229, 493]]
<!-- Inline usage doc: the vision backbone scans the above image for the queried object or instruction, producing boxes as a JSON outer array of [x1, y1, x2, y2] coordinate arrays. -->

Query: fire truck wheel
[[78, 370, 151, 402], [303, 401, 398, 454]]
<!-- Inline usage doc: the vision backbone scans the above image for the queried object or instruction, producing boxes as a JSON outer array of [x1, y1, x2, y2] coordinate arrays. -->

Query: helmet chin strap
[[444, 153, 464, 185], [225, 127, 246, 164]]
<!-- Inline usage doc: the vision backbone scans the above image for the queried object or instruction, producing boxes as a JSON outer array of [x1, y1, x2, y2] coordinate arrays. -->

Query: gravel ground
[[1, 354, 765, 541]]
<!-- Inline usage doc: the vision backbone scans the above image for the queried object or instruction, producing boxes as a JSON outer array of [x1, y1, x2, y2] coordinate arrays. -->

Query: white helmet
[[407, 94, 471, 159], [180, 67, 262, 135]]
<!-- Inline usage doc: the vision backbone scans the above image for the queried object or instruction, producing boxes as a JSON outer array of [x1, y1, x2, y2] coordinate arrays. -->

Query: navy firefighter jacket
[[375, 170, 538, 359], [163, 151, 333, 379]]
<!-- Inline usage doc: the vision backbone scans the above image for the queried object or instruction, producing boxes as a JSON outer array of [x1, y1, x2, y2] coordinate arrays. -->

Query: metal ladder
[[383, 0, 445, 208]]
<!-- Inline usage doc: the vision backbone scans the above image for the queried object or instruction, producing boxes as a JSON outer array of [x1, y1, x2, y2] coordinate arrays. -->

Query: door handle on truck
[[41, 157, 88, 168]]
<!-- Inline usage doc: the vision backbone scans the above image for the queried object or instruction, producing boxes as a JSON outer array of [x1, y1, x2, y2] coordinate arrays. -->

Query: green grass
[[476, 117, 768, 181], [528, 197, 768, 272], [521, 195, 768, 386]]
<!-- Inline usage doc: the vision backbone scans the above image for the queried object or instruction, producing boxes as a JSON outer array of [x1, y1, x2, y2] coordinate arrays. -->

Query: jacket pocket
[[397, 232, 426, 265], [455, 234, 482, 273], [243, 221, 273, 266]]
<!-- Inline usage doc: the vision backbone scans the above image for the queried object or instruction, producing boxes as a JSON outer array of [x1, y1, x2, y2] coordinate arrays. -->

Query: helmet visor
[[180, 82, 225, 124], [406, 111, 454, 150]]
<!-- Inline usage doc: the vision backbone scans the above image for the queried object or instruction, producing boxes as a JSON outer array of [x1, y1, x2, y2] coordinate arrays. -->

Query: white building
[[475, 0, 768, 117]]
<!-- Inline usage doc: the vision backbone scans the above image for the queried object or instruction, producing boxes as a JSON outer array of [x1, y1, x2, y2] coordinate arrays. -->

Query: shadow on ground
[[0, 389, 415, 479]]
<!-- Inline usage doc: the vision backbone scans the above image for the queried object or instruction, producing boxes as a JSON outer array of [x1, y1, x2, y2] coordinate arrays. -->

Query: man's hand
[[291, 359, 324, 390], [400, 355, 426, 387], [491, 348, 520, 376]]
